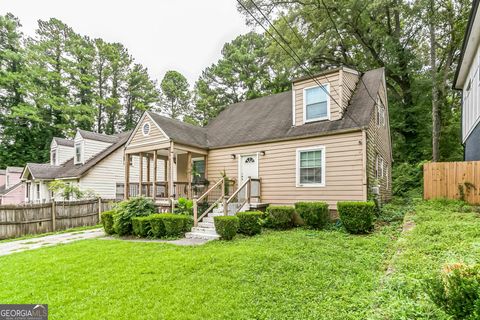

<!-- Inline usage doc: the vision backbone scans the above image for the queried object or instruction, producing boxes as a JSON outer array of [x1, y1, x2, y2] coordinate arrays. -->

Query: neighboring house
[[124, 67, 392, 211], [454, 0, 480, 160], [21, 130, 160, 203], [0, 167, 25, 205]]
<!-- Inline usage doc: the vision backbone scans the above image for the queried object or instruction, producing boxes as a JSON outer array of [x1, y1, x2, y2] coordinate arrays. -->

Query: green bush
[[214, 216, 239, 240], [162, 214, 189, 238], [392, 161, 426, 198], [113, 197, 156, 236], [149, 214, 166, 238], [425, 263, 480, 320], [337, 201, 375, 234], [294, 202, 330, 229], [174, 197, 193, 215], [101, 210, 115, 235], [148, 214, 190, 238], [237, 211, 262, 236], [131, 216, 152, 237], [264, 206, 295, 229]]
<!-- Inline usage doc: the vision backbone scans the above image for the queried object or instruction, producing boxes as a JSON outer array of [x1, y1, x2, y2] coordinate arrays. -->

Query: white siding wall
[[78, 148, 165, 199], [463, 44, 480, 142], [57, 145, 74, 164]]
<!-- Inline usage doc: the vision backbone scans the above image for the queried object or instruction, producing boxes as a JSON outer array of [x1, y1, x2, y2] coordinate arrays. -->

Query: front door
[[239, 154, 258, 183]]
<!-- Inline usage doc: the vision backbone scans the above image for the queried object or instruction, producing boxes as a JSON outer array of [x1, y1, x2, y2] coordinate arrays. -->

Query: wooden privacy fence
[[0, 198, 117, 240], [424, 161, 480, 204]]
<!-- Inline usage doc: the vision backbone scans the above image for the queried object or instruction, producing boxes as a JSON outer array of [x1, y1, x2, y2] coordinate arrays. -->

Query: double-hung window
[[377, 103, 385, 127], [376, 154, 385, 179], [51, 150, 57, 165], [75, 142, 82, 164], [296, 146, 326, 187], [304, 85, 329, 122], [192, 160, 206, 183]]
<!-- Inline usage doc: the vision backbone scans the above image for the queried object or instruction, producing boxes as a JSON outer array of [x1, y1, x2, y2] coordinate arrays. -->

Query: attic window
[[75, 142, 82, 164], [376, 103, 385, 127], [143, 122, 151, 136], [304, 85, 329, 122], [51, 150, 57, 165]]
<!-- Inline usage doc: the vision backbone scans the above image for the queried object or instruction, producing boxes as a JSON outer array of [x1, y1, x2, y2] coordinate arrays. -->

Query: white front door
[[239, 154, 258, 183]]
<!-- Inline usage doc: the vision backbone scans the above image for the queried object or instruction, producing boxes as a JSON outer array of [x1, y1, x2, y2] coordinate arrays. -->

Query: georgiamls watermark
[[0, 305, 48, 320]]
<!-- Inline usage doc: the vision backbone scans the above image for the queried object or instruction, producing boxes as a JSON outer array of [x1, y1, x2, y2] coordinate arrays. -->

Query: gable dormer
[[50, 138, 74, 166], [291, 67, 360, 126], [74, 130, 116, 165]]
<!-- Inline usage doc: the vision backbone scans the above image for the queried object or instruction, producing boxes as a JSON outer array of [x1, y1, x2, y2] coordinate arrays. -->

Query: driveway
[[0, 228, 105, 256]]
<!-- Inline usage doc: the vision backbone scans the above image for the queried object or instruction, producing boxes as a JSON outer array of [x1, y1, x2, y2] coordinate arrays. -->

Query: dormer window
[[377, 103, 385, 127], [304, 84, 329, 122], [51, 150, 57, 165], [75, 142, 83, 164]]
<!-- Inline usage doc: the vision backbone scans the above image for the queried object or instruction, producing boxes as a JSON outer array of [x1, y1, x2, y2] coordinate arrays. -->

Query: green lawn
[[0, 200, 477, 319], [372, 200, 480, 319]]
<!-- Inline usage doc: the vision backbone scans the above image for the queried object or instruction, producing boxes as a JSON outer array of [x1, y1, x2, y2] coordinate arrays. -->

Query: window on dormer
[[75, 142, 82, 164], [377, 103, 385, 127], [304, 85, 329, 122], [51, 150, 57, 165]]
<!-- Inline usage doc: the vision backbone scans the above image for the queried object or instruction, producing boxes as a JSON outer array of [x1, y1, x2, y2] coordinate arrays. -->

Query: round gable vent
[[142, 122, 150, 136]]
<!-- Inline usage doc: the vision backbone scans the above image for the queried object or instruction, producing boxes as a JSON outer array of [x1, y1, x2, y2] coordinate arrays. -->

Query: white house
[[21, 129, 166, 203], [454, 0, 480, 160]]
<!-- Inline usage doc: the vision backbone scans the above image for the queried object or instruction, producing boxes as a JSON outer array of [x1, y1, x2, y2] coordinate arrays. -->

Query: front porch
[[120, 140, 209, 204]]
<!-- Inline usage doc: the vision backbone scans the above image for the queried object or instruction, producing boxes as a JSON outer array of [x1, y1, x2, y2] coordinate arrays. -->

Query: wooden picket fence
[[0, 198, 117, 240], [423, 161, 480, 204]]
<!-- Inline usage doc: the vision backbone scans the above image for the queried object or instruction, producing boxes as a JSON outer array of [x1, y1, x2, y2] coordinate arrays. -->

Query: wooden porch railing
[[193, 178, 225, 227], [116, 181, 208, 200], [224, 178, 261, 216]]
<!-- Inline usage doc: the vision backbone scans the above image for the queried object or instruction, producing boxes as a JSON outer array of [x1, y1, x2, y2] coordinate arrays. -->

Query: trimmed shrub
[[425, 263, 480, 320], [148, 214, 191, 238], [162, 214, 189, 238], [131, 216, 152, 237], [214, 216, 239, 240], [149, 214, 166, 238], [337, 201, 375, 234], [265, 206, 295, 229], [237, 211, 262, 236], [101, 210, 115, 235], [295, 202, 330, 229], [113, 197, 156, 236]]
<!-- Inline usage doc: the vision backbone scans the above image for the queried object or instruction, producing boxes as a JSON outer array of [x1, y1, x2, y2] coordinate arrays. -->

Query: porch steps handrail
[[193, 178, 225, 227], [225, 177, 252, 216]]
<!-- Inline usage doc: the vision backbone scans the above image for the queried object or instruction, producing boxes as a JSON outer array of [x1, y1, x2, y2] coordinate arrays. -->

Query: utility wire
[[237, 0, 364, 128]]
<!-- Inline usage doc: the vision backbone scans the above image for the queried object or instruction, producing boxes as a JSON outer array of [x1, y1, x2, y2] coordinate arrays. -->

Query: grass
[[0, 224, 102, 243], [0, 199, 478, 319], [0, 227, 400, 320], [372, 199, 480, 319]]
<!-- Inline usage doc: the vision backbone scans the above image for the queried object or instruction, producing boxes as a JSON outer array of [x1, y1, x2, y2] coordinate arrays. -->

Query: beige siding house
[[123, 67, 392, 216]]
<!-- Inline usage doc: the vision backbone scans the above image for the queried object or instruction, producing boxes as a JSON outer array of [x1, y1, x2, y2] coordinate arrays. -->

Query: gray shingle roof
[[57, 131, 131, 179], [0, 182, 22, 196], [146, 68, 384, 149], [7, 166, 24, 173], [147, 112, 208, 148], [25, 163, 61, 180], [78, 129, 119, 143], [53, 137, 74, 147], [24, 131, 131, 180]]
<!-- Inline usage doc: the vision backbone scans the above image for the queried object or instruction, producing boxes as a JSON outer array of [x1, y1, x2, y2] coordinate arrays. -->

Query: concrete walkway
[[0, 228, 105, 256]]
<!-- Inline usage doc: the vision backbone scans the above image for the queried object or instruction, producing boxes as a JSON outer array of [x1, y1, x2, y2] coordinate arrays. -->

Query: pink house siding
[[1, 184, 25, 205]]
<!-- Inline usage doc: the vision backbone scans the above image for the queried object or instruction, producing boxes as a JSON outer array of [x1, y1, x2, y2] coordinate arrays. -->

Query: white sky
[[0, 0, 250, 86]]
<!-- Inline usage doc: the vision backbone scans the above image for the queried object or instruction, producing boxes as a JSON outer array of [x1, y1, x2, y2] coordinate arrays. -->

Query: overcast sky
[[0, 0, 250, 86]]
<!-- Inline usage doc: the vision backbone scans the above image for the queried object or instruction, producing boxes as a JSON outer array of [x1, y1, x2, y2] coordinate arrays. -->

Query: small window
[[51, 150, 57, 165], [377, 103, 385, 127], [304, 85, 329, 122], [36, 183, 40, 200], [297, 146, 325, 186], [192, 160, 206, 183], [75, 142, 82, 164], [244, 157, 255, 164], [6, 175, 9, 187], [375, 154, 385, 179], [142, 122, 150, 136], [26, 182, 31, 199]]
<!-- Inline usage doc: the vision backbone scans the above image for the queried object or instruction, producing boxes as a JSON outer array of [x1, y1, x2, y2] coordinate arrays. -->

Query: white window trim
[[296, 146, 326, 187], [74, 141, 84, 164], [303, 84, 330, 123], [376, 154, 385, 179], [51, 149, 57, 166], [142, 121, 151, 137]]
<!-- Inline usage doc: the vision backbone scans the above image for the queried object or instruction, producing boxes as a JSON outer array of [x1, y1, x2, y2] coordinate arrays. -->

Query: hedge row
[[337, 201, 375, 234]]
